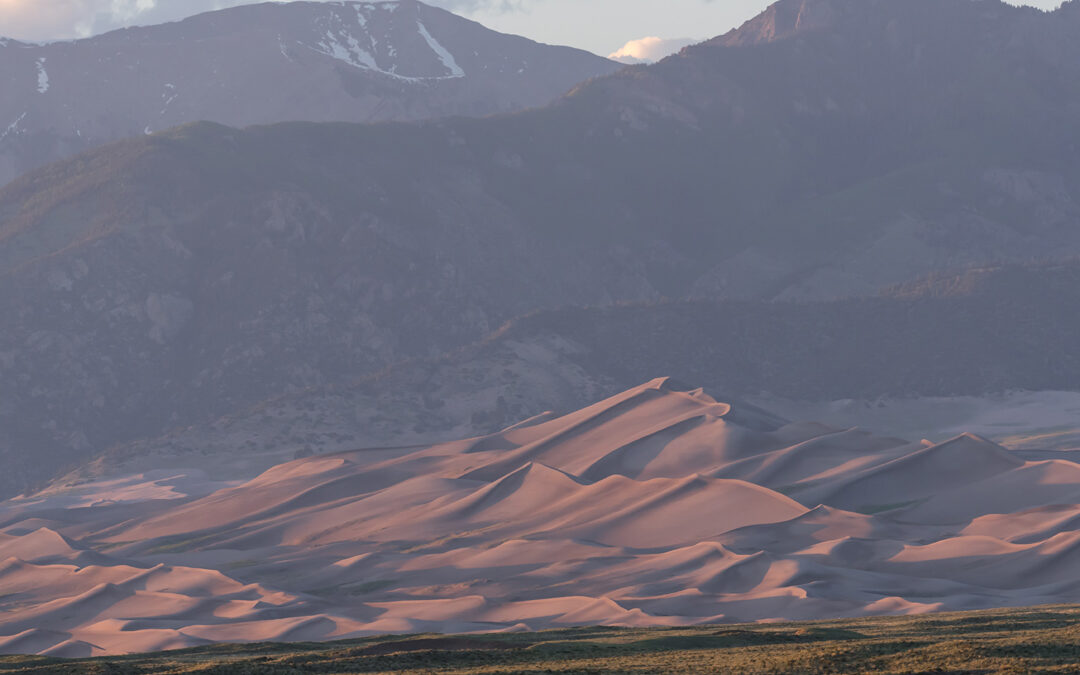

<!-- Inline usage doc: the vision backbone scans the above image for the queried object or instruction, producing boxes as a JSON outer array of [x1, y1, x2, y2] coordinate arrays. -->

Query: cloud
[[0, 0, 238, 41], [0, 0, 533, 42], [0, 0, 95, 40], [427, 0, 528, 11], [0, 0, 1064, 43], [608, 37, 696, 64]]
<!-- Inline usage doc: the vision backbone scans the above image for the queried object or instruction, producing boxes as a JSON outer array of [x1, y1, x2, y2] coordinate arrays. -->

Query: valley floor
[[3, 604, 1080, 674]]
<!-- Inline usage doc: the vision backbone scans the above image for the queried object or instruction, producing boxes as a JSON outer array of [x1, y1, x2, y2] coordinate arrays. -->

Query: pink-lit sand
[[2, 378, 1079, 656]]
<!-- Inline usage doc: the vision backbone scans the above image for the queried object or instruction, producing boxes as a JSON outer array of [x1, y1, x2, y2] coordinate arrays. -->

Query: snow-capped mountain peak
[[0, 0, 619, 186], [299, 1, 466, 80]]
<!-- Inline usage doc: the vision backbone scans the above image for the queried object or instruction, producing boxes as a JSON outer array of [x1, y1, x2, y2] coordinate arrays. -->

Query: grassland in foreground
[[4, 605, 1080, 674]]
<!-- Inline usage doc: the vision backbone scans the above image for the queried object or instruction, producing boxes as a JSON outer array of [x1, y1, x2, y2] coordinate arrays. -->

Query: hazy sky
[[0, 0, 1065, 56]]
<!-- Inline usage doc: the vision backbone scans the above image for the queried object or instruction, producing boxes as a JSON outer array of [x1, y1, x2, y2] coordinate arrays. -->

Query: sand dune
[[2, 379, 1080, 655]]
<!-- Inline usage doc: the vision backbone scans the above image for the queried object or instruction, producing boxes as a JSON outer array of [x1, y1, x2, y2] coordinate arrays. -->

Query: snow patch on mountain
[[160, 84, 178, 115], [417, 21, 465, 78], [307, 3, 465, 81], [277, 34, 294, 62], [35, 58, 49, 94], [353, 2, 401, 26], [316, 27, 380, 71], [310, 5, 393, 76], [0, 113, 27, 142]]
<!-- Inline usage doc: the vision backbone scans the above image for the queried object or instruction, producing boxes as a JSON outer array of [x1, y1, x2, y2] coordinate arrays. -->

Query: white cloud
[[431, 0, 528, 11], [0, 0, 1066, 46], [0, 0, 238, 41], [0, 0, 94, 41], [608, 36, 696, 64], [0, 0, 532, 42]]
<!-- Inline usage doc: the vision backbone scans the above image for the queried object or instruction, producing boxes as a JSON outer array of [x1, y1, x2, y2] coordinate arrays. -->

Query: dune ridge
[[2, 378, 1080, 655]]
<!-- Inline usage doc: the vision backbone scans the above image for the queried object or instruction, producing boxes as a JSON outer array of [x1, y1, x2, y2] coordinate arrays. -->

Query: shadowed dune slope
[[1, 378, 1080, 655]]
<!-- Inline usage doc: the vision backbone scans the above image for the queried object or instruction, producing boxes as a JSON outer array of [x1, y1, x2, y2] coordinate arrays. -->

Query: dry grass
[[3, 604, 1080, 673]]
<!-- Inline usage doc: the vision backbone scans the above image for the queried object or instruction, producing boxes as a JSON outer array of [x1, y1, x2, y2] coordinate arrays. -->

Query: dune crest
[[2, 380, 1080, 655]]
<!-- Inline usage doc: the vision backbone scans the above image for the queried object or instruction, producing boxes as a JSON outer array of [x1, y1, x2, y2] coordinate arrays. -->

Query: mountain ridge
[[716, 0, 840, 46], [70, 258, 1078, 491], [0, 0, 620, 186], [5, 0, 1080, 495]]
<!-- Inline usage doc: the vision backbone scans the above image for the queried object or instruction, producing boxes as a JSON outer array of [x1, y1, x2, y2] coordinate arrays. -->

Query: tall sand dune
[[2, 380, 1080, 655]]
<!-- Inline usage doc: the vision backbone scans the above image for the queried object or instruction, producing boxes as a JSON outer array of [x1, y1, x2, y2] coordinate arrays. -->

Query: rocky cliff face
[[0, 0, 620, 186]]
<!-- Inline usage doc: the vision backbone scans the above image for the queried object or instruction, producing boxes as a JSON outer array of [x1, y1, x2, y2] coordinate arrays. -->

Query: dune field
[[0, 378, 1078, 656]]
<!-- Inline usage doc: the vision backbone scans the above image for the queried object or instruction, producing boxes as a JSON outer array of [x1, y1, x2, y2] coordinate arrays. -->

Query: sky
[[0, 0, 1066, 57]]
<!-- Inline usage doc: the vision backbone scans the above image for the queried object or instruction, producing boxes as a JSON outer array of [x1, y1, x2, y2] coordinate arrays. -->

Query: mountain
[[7, 380, 1080, 656], [0, 0, 620, 186], [84, 258, 1079, 487], [5, 0, 1080, 494]]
